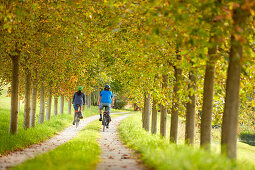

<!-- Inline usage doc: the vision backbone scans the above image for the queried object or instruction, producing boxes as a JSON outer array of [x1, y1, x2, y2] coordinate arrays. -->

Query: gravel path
[[96, 114, 146, 170], [0, 112, 127, 170]]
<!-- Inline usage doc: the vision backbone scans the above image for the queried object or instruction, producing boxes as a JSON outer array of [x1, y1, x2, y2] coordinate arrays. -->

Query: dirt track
[[96, 114, 146, 170]]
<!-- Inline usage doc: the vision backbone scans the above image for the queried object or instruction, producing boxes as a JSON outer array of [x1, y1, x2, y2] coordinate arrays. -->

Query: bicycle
[[102, 110, 110, 132], [75, 104, 83, 128]]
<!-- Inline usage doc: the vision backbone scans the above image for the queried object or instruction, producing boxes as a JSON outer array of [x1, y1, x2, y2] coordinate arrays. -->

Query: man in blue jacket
[[97, 85, 114, 121]]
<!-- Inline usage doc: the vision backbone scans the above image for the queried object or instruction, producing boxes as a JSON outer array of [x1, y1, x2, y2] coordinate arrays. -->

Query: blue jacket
[[100, 90, 113, 104]]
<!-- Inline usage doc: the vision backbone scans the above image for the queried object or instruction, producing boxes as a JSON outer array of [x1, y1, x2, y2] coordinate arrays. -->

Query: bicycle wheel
[[76, 114, 79, 128], [102, 115, 106, 132]]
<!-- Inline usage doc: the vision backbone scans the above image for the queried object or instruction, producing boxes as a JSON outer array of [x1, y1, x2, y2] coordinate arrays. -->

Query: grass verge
[[0, 112, 73, 155], [118, 113, 255, 170], [0, 103, 100, 155], [14, 120, 101, 170]]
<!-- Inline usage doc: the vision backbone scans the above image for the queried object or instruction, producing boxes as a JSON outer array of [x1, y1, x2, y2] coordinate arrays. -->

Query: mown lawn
[[118, 112, 255, 170]]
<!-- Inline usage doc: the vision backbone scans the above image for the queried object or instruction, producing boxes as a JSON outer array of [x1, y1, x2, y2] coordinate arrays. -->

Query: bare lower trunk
[[82, 103, 85, 111], [9, 54, 20, 134], [97, 87, 100, 103], [160, 104, 167, 137], [60, 95, 64, 114], [185, 69, 196, 145], [54, 96, 58, 116], [170, 64, 181, 143], [221, 8, 248, 159], [92, 92, 97, 105], [23, 69, 31, 129], [68, 97, 71, 114], [87, 94, 91, 108], [46, 89, 52, 120], [30, 83, 37, 127], [221, 35, 242, 159], [160, 74, 168, 137], [200, 36, 218, 149], [151, 98, 157, 134], [39, 86, 45, 124], [143, 93, 151, 131], [19, 99, 20, 113]]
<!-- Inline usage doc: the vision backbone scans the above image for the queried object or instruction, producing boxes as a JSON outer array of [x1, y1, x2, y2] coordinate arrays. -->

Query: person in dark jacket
[[72, 86, 85, 125]]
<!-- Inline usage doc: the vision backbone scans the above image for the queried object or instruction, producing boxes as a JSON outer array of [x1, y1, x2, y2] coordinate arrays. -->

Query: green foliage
[[114, 100, 127, 109], [14, 120, 101, 170], [118, 113, 255, 170], [239, 132, 255, 146]]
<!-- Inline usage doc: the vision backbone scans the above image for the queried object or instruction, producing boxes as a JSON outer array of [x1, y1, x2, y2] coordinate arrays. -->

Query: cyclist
[[97, 85, 114, 122], [72, 86, 85, 125]]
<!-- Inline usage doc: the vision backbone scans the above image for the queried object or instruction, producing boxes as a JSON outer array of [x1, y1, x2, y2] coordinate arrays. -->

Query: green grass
[[14, 120, 101, 170], [0, 87, 100, 155], [118, 113, 255, 170], [0, 109, 74, 155], [147, 111, 255, 165]]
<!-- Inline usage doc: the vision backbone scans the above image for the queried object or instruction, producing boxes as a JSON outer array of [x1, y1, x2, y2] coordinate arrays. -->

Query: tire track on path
[[0, 112, 127, 170], [96, 114, 146, 170]]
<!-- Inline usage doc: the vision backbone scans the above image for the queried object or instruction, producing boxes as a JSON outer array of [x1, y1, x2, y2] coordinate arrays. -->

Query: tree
[[23, 66, 31, 129], [221, 5, 250, 159], [9, 50, 20, 134], [185, 66, 196, 145], [143, 93, 151, 131], [160, 74, 168, 137], [151, 96, 158, 134], [170, 53, 182, 143]]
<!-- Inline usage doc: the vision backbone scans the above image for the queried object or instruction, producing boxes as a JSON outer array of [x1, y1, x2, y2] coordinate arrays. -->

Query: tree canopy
[[0, 0, 254, 159]]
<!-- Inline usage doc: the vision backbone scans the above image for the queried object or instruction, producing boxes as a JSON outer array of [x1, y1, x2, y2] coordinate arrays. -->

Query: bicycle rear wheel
[[75, 114, 79, 128], [102, 116, 106, 132]]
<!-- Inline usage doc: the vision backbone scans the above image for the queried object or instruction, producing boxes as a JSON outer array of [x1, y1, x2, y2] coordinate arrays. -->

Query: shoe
[[106, 126, 109, 128], [99, 118, 102, 121], [73, 120, 75, 125]]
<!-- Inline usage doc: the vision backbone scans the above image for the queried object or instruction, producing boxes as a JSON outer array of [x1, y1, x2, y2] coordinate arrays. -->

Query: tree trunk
[[54, 96, 58, 116], [46, 89, 52, 120], [151, 97, 157, 134], [82, 102, 85, 111], [200, 42, 217, 149], [221, 8, 248, 159], [39, 86, 45, 124], [92, 92, 96, 105], [18, 100, 20, 115], [185, 69, 196, 145], [200, 0, 222, 149], [30, 82, 37, 127], [87, 94, 91, 108], [97, 87, 100, 103], [9, 54, 20, 134], [68, 97, 72, 114], [23, 68, 31, 129], [143, 93, 151, 131], [60, 95, 64, 114], [160, 74, 168, 137], [170, 64, 181, 143]]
